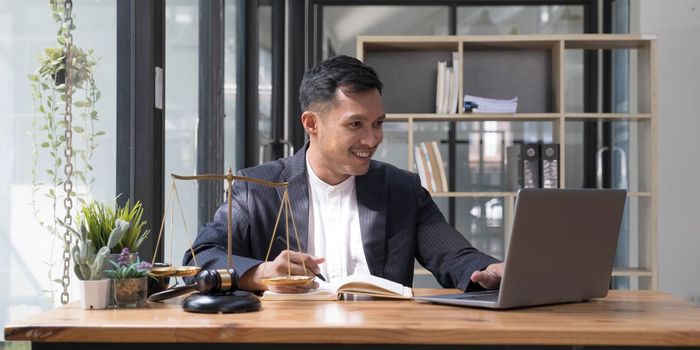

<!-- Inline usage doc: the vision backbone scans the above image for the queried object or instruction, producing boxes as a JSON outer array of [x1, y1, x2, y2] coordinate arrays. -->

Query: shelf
[[563, 34, 656, 49], [628, 192, 652, 197], [612, 268, 654, 277], [362, 40, 458, 51], [360, 34, 655, 49], [426, 191, 651, 198], [415, 267, 653, 277], [386, 113, 561, 122], [430, 192, 516, 198], [565, 113, 652, 121], [363, 34, 657, 291], [385, 113, 656, 123]]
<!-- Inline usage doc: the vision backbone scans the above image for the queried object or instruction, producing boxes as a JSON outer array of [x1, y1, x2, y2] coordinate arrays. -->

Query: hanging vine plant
[[28, 0, 102, 305]]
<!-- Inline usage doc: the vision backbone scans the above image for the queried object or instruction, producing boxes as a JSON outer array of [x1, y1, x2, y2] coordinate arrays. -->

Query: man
[[185, 55, 503, 293]]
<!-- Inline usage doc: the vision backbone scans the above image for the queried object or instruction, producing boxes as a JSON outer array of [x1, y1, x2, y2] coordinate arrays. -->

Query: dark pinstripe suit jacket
[[184, 144, 499, 290]]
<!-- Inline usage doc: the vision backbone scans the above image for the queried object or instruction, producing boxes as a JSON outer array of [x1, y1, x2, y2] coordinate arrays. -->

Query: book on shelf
[[540, 143, 560, 189], [414, 141, 448, 193], [418, 143, 437, 192], [435, 60, 446, 114], [261, 274, 413, 301], [434, 52, 460, 114], [430, 141, 449, 192], [450, 51, 460, 114], [414, 145, 430, 190], [463, 93, 518, 114], [443, 67, 453, 114]]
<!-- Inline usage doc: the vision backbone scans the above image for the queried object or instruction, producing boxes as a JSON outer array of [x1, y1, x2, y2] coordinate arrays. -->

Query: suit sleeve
[[182, 177, 263, 284], [411, 172, 501, 291]]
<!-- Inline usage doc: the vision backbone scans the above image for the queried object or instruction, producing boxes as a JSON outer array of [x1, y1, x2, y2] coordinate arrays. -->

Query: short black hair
[[299, 55, 383, 112]]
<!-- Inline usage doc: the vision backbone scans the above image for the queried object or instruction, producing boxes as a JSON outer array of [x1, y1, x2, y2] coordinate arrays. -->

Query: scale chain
[[60, 0, 75, 305]]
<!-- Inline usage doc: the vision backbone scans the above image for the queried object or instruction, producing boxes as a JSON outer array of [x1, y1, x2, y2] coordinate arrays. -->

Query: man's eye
[[349, 121, 361, 128], [374, 120, 384, 128]]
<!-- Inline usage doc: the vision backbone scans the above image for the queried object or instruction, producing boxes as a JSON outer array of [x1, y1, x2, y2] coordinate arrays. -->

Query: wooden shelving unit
[[359, 34, 657, 289]]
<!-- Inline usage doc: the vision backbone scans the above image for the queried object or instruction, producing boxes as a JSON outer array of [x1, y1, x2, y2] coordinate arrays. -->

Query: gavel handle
[[148, 284, 197, 302]]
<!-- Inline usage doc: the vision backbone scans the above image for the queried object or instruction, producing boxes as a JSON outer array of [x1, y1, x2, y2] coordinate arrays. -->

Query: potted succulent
[[75, 199, 150, 306], [64, 218, 130, 309], [105, 248, 152, 308], [77, 199, 150, 255]]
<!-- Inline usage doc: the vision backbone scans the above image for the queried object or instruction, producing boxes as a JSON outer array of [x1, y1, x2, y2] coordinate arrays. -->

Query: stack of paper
[[463, 93, 518, 113]]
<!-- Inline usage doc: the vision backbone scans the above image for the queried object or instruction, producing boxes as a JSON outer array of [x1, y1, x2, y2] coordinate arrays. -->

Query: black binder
[[507, 143, 540, 191], [540, 143, 560, 188]]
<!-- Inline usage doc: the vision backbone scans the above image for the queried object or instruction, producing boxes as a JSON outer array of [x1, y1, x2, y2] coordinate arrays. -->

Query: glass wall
[[0, 0, 117, 341], [323, 6, 449, 57], [257, 4, 274, 163], [164, 1, 238, 271], [164, 0, 199, 269]]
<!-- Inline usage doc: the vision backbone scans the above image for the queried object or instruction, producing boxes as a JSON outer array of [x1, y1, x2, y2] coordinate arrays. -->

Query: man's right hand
[[240, 250, 325, 293]]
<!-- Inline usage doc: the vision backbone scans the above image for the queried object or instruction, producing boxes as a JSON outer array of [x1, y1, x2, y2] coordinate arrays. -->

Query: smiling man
[[185, 55, 503, 293]]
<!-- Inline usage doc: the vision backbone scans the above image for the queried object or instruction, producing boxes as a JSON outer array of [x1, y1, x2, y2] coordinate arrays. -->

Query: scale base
[[182, 290, 261, 313]]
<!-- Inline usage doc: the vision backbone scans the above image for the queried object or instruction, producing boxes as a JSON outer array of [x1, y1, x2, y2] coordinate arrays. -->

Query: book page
[[336, 274, 413, 299], [261, 274, 413, 301], [261, 286, 338, 301]]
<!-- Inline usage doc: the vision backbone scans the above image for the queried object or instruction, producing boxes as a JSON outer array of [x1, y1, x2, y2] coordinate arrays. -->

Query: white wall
[[636, 0, 700, 302]]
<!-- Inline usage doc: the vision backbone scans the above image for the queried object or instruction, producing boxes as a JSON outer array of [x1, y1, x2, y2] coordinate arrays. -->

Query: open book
[[261, 274, 413, 301]]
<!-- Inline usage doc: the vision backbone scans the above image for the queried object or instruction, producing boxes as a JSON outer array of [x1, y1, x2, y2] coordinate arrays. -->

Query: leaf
[[40, 142, 50, 148], [107, 219, 129, 249], [73, 100, 89, 108], [79, 264, 91, 280], [74, 264, 84, 280], [95, 131, 106, 136], [73, 125, 85, 133]]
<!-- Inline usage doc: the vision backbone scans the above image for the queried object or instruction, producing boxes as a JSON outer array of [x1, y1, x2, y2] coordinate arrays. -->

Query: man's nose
[[360, 127, 381, 148]]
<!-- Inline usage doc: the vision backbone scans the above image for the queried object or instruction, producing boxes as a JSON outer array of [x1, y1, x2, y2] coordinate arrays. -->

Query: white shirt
[[306, 156, 370, 283]]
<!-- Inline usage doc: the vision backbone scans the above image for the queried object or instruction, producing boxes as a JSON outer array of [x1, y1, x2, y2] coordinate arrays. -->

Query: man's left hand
[[470, 262, 504, 289]]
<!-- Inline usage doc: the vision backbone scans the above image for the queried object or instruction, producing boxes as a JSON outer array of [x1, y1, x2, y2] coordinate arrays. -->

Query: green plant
[[29, 0, 103, 301], [78, 199, 150, 254], [63, 218, 130, 281], [104, 248, 152, 280]]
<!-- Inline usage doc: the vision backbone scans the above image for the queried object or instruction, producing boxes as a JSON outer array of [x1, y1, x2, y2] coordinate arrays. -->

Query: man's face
[[305, 88, 385, 185]]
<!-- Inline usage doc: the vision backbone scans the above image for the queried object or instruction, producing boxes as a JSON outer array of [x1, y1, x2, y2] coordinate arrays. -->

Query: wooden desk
[[5, 289, 700, 349]]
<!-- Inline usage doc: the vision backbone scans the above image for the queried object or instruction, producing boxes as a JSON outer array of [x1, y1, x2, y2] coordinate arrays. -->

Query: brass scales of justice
[[147, 168, 315, 313]]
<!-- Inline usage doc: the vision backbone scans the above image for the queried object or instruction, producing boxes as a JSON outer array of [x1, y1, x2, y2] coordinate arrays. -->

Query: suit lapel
[[277, 145, 309, 252], [356, 166, 387, 278]]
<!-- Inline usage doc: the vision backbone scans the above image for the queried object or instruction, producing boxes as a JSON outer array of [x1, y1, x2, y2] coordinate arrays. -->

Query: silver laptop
[[415, 188, 627, 309]]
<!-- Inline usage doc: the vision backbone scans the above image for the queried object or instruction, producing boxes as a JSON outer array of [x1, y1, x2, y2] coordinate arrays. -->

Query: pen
[[315, 273, 326, 282]]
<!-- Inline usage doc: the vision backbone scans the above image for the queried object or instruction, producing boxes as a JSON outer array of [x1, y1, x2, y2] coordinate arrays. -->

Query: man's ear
[[301, 111, 319, 135]]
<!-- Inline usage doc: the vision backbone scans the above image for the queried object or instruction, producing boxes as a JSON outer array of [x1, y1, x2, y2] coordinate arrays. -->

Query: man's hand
[[470, 262, 504, 290], [240, 250, 325, 293]]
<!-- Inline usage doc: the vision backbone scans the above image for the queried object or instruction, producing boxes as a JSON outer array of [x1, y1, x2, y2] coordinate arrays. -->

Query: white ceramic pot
[[79, 279, 111, 310]]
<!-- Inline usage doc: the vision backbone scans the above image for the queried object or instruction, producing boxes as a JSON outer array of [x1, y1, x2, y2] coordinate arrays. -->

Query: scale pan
[[260, 275, 314, 286], [149, 266, 201, 277]]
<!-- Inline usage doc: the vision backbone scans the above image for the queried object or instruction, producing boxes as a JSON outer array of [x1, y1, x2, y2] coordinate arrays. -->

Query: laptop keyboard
[[454, 291, 499, 302]]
